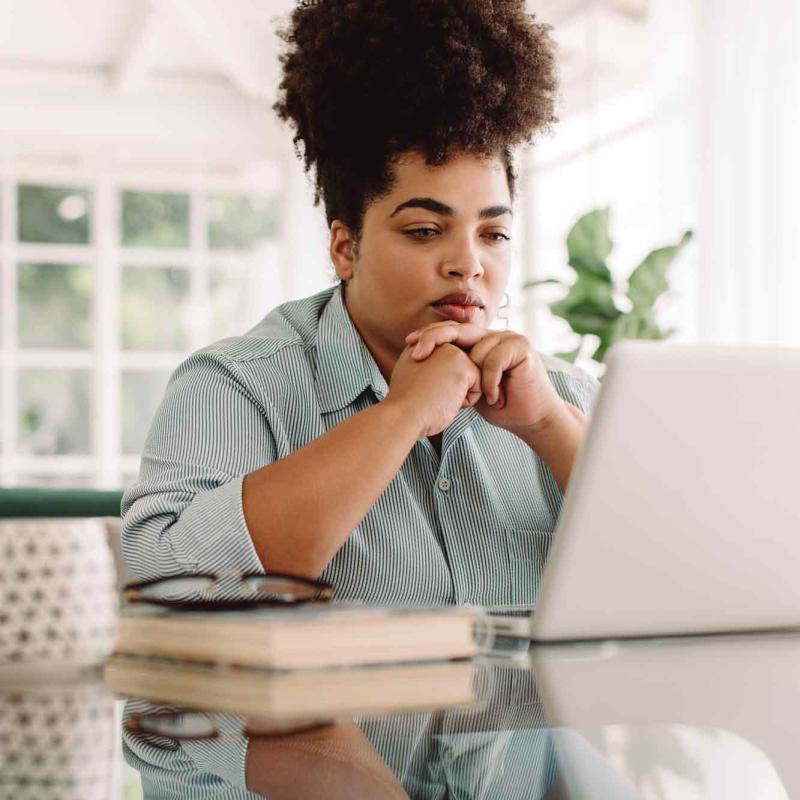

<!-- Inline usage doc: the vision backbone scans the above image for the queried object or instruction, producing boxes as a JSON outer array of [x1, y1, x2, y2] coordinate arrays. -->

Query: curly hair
[[273, 0, 558, 240]]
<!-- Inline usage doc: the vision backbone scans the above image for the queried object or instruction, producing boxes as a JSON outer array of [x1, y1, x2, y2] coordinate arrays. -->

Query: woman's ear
[[330, 220, 358, 282]]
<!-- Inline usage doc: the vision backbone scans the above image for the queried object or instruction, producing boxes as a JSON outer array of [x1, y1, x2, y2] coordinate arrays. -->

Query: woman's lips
[[430, 303, 482, 323]]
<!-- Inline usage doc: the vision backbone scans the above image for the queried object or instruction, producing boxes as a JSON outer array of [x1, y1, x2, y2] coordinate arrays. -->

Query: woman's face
[[330, 149, 513, 374]]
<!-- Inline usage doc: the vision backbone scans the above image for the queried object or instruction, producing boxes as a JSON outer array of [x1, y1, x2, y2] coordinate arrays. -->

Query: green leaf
[[627, 230, 693, 312], [550, 274, 621, 336], [554, 341, 583, 363], [591, 335, 614, 363], [612, 312, 668, 341], [567, 208, 614, 284], [522, 278, 564, 289]]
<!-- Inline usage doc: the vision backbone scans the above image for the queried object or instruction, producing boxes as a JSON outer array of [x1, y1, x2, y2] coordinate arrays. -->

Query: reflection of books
[[105, 654, 476, 720], [116, 604, 478, 669]]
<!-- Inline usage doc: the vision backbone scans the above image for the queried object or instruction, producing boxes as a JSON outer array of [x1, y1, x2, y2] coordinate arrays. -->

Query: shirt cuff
[[167, 475, 264, 575]]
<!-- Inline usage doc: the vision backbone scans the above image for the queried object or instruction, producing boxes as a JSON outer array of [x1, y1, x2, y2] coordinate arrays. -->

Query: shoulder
[[164, 287, 335, 398], [539, 352, 601, 413], [539, 352, 598, 385]]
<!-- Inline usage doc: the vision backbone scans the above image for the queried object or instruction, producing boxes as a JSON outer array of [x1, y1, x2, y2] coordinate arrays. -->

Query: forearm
[[518, 402, 587, 494], [242, 399, 419, 579], [246, 723, 409, 798]]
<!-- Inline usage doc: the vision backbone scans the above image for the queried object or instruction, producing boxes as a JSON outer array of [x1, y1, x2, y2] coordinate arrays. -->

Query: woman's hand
[[405, 321, 568, 438]]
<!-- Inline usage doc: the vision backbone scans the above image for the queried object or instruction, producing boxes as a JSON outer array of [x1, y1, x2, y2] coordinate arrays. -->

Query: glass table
[[2, 630, 797, 799]]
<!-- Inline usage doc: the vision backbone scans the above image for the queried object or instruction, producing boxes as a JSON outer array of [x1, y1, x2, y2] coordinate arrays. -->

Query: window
[[0, 171, 281, 490]]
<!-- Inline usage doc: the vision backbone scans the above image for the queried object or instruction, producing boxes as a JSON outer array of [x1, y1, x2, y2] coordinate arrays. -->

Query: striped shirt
[[121, 284, 599, 606]]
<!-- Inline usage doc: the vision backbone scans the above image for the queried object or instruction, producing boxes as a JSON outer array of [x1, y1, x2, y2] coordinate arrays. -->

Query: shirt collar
[[314, 285, 480, 446], [315, 284, 390, 413]]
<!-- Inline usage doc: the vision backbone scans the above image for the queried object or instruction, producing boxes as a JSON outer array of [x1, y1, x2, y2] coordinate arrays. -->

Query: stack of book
[[105, 604, 479, 720]]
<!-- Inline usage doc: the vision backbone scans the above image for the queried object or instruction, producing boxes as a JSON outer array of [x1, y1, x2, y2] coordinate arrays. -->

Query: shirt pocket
[[503, 528, 554, 606]]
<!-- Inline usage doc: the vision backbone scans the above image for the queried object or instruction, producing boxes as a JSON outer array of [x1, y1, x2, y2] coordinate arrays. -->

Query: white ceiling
[[0, 0, 649, 168], [0, 0, 292, 96]]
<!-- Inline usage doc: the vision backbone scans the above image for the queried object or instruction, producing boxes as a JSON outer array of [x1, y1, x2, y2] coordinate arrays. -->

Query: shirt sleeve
[[534, 364, 601, 516], [546, 365, 601, 417], [121, 351, 276, 580]]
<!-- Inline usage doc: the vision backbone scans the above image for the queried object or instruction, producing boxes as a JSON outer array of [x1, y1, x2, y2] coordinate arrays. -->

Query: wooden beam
[[115, 0, 167, 94], [159, 0, 273, 100]]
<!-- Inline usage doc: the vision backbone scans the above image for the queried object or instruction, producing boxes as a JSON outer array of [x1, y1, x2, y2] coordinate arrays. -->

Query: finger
[[481, 352, 510, 406], [405, 321, 460, 345], [411, 323, 488, 359], [462, 387, 481, 408], [411, 320, 487, 339], [411, 326, 462, 360], [477, 342, 522, 405], [469, 333, 528, 370], [464, 364, 483, 407], [467, 332, 509, 368]]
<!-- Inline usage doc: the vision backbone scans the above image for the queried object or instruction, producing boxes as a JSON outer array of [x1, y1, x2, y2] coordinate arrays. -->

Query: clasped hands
[[402, 320, 574, 439]]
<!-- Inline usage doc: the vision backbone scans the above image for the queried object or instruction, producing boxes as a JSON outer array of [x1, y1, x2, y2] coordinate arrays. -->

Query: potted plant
[[524, 208, 693, 366]]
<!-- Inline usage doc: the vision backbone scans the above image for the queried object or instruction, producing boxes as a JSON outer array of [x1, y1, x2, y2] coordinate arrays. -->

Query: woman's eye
[[405, 228, 439, 239], [484, 232, 511, 242]]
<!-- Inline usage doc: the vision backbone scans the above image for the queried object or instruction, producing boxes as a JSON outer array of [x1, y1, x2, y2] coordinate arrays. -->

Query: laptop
[[479, 341, 800, 642]]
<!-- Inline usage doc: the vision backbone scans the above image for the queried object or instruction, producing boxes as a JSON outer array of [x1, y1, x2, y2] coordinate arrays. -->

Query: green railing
[[0, 488, 124, 518]]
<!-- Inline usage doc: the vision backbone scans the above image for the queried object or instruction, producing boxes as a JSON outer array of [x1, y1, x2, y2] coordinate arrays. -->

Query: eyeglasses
[[123, 570, 335, 611], [125, 709, 331, 742]]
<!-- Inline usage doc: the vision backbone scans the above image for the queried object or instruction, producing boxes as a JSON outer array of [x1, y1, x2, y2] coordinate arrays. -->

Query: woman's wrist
[[377, 395, 428, 443], [515, 401, 587, 492]]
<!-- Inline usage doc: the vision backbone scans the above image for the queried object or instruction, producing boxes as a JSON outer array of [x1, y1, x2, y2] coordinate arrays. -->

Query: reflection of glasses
[[125, 710, 331, 741], [123, 570, 335, 610]]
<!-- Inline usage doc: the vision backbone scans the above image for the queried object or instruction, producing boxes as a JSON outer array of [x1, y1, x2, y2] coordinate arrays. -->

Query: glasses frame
[[123, 569, 335, 610], [125, 709, 332, 743]]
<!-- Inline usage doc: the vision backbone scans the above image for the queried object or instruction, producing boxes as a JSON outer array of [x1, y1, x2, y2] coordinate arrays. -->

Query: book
[[115, 604, 478, 670], [104, 654, 476, 720]]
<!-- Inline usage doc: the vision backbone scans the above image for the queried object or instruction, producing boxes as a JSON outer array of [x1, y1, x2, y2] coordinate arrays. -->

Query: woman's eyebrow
[[389, 197, 512, 219]]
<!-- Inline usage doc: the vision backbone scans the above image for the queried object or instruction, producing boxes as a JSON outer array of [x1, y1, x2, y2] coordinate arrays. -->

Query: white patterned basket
[[0, 680, 116, 800], [0, 519, 119, 669]]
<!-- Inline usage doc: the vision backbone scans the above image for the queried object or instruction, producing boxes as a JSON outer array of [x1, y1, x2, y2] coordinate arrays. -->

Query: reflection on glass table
[[118, 658, 562, 800], [4, 633, 800, 799], [119, 632, 800, 799], [530, 631, 800, 799], [0, 675, 117, 800]]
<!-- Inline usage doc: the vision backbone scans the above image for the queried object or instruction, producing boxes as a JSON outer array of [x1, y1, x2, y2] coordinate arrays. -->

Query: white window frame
[[0, 162, 281, 489]]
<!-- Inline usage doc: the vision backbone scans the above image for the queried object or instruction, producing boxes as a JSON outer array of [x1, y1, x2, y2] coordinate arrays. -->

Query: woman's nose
[[442, 242, 484, 280]]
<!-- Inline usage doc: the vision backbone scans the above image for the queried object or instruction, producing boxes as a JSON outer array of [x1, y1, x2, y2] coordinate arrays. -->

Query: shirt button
[[437, 477, 452, 493]]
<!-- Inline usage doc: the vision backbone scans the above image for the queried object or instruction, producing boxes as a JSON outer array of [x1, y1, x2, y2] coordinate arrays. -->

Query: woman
[[121, 0, 599, 608]]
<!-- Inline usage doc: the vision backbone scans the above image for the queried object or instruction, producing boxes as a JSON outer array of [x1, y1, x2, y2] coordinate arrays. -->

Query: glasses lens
[[242, 575, 327, 602], [134, 576, 216, 600], [135, 712, 216, 739]]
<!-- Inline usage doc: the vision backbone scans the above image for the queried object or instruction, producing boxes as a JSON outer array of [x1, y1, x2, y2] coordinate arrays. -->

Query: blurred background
[[1, 0, 799, 491]]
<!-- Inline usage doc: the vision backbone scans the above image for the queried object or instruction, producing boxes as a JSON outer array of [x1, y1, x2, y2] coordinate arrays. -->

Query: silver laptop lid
[[531, 341, 800, 641]]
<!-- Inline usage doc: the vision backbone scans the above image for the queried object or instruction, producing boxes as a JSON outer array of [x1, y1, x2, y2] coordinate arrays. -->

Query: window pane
[[121, 266, 191, 351], [121, 190, 189, 247], [121, 370, 171, 455], [208, 194, 278, 250], [209, 268, 245, 341], [18, 368, 91, 455], [18, 184, 91, 244], [17, 262, 93, 349]]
